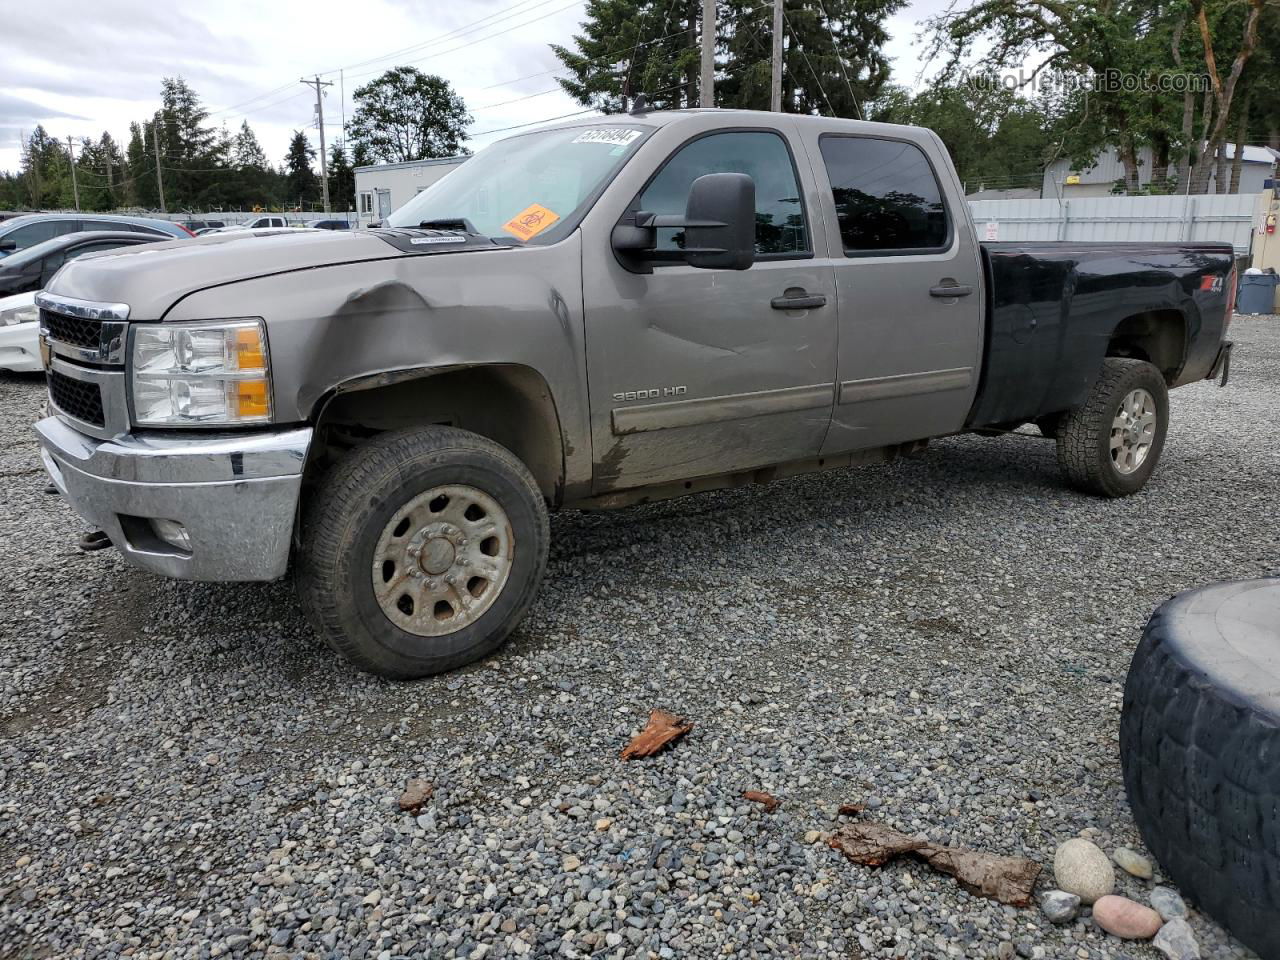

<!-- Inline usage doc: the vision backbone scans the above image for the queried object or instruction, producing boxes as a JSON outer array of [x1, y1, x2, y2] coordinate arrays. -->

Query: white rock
[[1053, 838, 1115, 904]]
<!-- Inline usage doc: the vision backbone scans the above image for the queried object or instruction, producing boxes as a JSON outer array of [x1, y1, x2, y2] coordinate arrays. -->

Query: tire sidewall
[[330, 452, 544, 674], [1094, 365, 1169, 496]]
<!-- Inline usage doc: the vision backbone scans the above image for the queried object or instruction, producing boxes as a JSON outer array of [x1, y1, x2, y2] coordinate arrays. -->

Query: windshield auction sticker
[[503, 203, 561, 242], [572, 128, 643, 147]]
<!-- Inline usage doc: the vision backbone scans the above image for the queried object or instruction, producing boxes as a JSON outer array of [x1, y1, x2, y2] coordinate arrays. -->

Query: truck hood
[[44, 228, 493, 320]]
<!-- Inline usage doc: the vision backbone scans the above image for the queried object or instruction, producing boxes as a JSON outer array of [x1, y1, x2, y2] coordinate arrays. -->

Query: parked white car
[[0, 290, 39, 372]]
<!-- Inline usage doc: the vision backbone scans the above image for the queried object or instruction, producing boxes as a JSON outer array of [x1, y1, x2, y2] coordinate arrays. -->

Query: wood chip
[[620, 709, 693, 760], [743, 790, 780, 812], [397, 778, 434, 813], [828, 821, 1041, 906]]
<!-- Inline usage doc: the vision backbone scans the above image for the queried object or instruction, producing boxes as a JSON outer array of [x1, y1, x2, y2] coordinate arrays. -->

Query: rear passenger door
[[801, 131, 985, 452]]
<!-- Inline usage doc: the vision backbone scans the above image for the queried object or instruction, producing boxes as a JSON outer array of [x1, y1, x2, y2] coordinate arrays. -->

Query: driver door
[[581, 125, 838, 493]]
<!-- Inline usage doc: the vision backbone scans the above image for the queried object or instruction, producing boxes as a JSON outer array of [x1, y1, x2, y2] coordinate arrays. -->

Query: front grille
[[41, 309, 102, 349], [48, 369, 105, 427]]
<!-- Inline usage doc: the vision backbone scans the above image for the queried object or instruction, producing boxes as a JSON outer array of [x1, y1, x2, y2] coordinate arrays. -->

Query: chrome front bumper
[[36, 416, 311, 581]]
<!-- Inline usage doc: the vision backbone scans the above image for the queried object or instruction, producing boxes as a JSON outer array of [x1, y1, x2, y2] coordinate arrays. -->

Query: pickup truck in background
[[34, 109, 1235, 678]]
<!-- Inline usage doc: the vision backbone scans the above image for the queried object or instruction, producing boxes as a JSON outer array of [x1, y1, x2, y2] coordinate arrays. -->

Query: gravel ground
[[2, 317, 1277, 960]]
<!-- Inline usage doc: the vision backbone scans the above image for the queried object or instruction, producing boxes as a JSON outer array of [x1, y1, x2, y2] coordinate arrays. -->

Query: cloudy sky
[[0, 0, 948, 175]]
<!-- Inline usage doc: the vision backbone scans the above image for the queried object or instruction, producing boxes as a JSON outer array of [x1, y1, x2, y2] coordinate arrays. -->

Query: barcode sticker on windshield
[[572, 128, 643, 147]]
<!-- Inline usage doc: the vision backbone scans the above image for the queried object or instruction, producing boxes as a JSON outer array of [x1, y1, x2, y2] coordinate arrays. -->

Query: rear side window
[[819, 136, 949, 255], [638, 131, 809, 257], [5, 219, 79, 251]]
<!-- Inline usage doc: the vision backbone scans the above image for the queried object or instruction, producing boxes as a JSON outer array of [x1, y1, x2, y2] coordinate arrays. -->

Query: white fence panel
[[968, 193, 1258, 255]]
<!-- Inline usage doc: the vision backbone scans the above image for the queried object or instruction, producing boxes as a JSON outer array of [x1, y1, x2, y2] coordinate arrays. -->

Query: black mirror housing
[[611, 172, 756, 272], [684, 173, 755, 271]]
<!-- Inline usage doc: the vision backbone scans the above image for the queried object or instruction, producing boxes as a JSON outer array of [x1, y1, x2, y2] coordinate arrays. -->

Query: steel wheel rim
[[371, 484, 514, 637], [1110, 387, 1157, 475]]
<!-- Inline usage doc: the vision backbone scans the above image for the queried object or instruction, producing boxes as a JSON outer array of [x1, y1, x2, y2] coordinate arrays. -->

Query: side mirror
[[683, 172, 755, 270], [0, 239, 16, 252], [612, 172, 756, 272]]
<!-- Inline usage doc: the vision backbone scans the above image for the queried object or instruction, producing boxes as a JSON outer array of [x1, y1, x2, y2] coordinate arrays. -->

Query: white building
[[353, 156, 469, 227], [1042, 144, 1279, 198]]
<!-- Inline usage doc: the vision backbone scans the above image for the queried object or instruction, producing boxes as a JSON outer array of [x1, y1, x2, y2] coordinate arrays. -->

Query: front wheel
[[297, 426, 550, 679], [1056, 357, 1169, 498]]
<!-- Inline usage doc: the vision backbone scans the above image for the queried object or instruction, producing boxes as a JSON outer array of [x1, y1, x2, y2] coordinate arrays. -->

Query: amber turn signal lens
[[233, 327, 266, 371], [232, 378, 271, 419]]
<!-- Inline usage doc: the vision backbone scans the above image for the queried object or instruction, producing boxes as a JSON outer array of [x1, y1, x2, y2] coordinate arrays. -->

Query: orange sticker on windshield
[[503, 203, 561, 241]]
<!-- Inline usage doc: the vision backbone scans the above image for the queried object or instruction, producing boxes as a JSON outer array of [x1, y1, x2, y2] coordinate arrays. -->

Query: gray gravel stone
[[1150, 885, 1189, 922], [1040, 890, 1082, 924], [1154, 917, 1202, 960], [1113, 846, 1154, 880]]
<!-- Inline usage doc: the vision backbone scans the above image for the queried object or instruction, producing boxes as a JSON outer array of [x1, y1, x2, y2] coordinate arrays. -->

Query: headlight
[[0, 298, 37, 326], [131, 320, 272, 425]]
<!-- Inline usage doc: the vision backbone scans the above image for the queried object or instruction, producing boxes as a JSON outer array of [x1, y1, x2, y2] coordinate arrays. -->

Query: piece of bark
[[917, 843, 1041, 907], [837, 803, 866, 817], [828, 822, 927, 866], [743, 790, 779, 812], [620, 709, 693, 760], [397, 778, 434, 813], [828, 821, 1041, 906]]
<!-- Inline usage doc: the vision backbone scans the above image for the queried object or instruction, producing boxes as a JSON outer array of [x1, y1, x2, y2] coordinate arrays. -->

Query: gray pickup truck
[[35, 109, 1235, 678]]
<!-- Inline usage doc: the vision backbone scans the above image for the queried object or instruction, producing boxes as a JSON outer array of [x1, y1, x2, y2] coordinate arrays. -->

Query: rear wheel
[[297, 426, 549, 679], [1056, 358, 1168, 497]]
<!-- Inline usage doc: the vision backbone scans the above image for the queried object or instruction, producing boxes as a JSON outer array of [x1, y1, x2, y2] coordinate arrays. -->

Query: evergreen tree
[[552, 0, 904, 116], [551, 0, 700, 111], [284, 130, 318, 208], [327, 141, 356, 213], [154, 76, 228, 209]]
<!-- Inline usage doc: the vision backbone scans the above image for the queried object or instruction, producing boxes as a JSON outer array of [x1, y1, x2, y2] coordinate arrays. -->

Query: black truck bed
[[966, 241, 1235, 430]]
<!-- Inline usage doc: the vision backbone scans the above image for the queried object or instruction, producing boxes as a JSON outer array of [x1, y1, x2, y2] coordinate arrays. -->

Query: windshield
[[387, 124, 651, 242]]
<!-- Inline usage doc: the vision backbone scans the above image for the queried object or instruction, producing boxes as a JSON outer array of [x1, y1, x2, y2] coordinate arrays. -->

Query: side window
[[40, 250, 66, 275], [819, 136, 949, 254], [638, 131, 808, 257], [8, 220, 76, 250]]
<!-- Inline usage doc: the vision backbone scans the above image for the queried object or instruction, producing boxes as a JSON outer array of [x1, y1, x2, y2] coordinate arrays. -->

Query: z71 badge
[[613, 385, 687, 402]]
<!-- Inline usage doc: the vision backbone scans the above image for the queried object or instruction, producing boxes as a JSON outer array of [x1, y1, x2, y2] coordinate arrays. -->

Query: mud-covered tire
[[296, 426, 549, 679], [1056, 358, 1168, 497], [1119, 580, 1280, 959]]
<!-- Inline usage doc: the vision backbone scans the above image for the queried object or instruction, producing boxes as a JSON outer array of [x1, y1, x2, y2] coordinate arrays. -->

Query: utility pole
[[700, 0, 716, 108], [153, 119, 166, 213], [66, 136, 81, 212], [301, 75, 334, 213], [770, 0, 784, 112]]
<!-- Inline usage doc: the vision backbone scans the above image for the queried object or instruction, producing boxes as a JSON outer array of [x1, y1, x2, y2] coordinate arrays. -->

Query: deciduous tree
[[347, 67, 470, 162]]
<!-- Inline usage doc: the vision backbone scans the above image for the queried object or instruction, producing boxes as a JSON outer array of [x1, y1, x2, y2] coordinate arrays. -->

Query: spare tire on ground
[[1120, 579, 1280, 959]]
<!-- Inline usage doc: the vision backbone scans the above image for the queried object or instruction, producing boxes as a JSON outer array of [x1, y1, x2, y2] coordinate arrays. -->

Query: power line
[[469, 108, 599, 139], [782, 9, 835, 117], [341, 0, 587, 84], [322, 0, 567, 77]]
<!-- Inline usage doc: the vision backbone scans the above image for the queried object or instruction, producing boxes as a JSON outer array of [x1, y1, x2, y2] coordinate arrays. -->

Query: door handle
[[929, 283, 973, 298], [771, 289, 828, 310]]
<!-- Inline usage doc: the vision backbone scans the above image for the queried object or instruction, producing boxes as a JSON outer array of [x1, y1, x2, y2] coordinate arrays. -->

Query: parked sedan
[[0, 231, 169, 371], [304, 218, 352, 230], [0, 213, 192, 258], [0, 230, 167, 297], [0, 290, 39, 371]]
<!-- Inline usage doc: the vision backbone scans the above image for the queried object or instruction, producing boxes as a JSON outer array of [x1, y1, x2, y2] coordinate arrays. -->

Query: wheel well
[[1106, 310, 1187, 382], [308, 365, 565, 504]]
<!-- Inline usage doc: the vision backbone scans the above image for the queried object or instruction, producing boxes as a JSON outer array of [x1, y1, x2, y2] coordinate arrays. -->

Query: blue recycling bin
[[1237, 272, 1279, 315]]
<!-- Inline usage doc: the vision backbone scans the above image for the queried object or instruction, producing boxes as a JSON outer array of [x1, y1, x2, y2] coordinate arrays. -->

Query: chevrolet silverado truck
[[34, 109, 1235, 678]]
